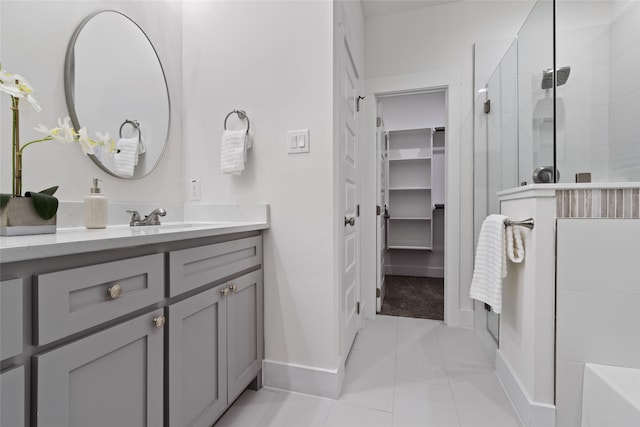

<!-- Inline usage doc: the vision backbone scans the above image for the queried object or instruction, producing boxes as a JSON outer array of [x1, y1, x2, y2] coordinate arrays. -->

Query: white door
[[341, 36, 360, 354], [376, 115, 387, 312]]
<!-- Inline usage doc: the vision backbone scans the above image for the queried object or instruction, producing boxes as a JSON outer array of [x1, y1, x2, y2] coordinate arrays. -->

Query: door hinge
[[376, 205, 381, 216], [484, 99, 491, 114], [356, 301, 361, 314], [376, 117, 382, 127], [484, 303, 491, 312], [356, 96, 365, 112], [356, 204, 360, 217], [376, 288, 381, 297]]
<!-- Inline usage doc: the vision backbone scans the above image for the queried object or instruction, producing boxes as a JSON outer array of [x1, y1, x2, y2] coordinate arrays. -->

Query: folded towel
[[114, 137, 139, 177], [506, 224, 525, 263], [221, 129, 250, 175], [137, 136, 146, 156], [470, 214, 508, 314]]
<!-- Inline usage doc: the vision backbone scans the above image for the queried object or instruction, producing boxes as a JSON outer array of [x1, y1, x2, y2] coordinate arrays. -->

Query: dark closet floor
[[378, 275, 444, 321]]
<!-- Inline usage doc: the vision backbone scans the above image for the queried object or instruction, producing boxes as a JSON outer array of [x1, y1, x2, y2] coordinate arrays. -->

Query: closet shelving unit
[[386, 127, 433, 251]]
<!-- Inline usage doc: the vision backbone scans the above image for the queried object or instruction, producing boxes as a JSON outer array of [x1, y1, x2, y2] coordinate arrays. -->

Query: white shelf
[[389, 187, 431, 191], [388, 245, 432, 251], [389, 217, 431, 221], [389, 156, 432, 162]]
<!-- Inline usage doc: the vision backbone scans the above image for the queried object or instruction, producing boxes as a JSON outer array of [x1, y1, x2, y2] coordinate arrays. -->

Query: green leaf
[[0, 193, 11, 209], [38, 186, 59, 197], [25, 191, 59, 220]]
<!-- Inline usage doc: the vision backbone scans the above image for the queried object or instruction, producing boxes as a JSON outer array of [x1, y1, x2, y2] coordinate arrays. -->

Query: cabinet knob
[[344, 216, 355, 227], [221, 287, 230, 296], [153, 315, 166, 328], [107, 283, 123, 299], [230, 283, 238, 293]]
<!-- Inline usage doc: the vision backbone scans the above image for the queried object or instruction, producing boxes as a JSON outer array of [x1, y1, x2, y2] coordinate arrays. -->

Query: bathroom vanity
[[0, 218, 268, 427]]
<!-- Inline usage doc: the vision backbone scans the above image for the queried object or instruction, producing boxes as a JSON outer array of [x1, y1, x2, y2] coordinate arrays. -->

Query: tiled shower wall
[[556, 188, 640, 218]]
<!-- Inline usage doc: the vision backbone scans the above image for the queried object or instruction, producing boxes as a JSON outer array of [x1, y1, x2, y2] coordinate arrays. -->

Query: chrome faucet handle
[[126, 210, 142, 225]]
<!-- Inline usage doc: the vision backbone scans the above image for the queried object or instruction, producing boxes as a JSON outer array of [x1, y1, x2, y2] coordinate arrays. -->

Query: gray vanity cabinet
[[226, 269, 264, 401], [1, 365, 25, 427], [168, 285, 228, 427], [34, 309, 165, 427], [168, 237, 263, 427]]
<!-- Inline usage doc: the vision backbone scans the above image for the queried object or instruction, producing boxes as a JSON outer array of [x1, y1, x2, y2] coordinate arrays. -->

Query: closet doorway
[[375, 90, 446, 320]]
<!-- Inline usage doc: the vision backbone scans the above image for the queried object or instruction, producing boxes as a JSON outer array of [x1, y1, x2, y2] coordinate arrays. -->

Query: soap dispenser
[[84, 178, 108, 229]]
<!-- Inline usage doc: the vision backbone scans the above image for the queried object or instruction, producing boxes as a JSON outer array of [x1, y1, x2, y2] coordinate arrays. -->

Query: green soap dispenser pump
[[84, 178, 108, 229]]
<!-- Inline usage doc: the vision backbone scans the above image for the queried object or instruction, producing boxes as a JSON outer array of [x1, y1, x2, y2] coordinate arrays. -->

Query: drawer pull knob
[[230, 283, 238, 293], [221, 287, 230, 296], [153, 315, 166, 328], [108, 283, 123, 299]]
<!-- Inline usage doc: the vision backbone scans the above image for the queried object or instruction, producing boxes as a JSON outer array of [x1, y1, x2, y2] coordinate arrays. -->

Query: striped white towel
[[114, 137, 139, 177], [470, 214, 508, 314], [506, 224, 525, 264], [221, 129, 250, 175]]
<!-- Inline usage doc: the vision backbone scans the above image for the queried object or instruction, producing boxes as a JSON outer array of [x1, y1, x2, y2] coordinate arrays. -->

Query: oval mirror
[[64, 10, 170, 179]]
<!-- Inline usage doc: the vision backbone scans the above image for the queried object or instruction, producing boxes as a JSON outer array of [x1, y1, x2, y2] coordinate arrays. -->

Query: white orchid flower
[[95, 131, 116, 153], [47, 117, 76, 143], [0, 70, 42, 111], [77, 127, 95, 155]]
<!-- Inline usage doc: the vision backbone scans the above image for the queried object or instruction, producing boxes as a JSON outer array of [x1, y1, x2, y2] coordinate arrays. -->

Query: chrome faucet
[[126, 208, 167, 226]]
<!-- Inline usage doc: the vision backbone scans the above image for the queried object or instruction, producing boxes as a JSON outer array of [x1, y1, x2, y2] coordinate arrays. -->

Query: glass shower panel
[[555, 0, 640, 182], [517, 0, 555, 185]]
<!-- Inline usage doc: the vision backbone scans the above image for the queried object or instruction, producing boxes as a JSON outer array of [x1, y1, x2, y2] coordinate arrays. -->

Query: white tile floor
[[215, 315, 522, 427]]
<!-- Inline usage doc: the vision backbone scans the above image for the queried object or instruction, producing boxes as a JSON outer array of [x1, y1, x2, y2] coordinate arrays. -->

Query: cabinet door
[[1, 365, 25, 427], [168, 285, 227, 427], [34, 310, 164, 427], [227, 269, 263, 401], [1, 278, 23, 361]]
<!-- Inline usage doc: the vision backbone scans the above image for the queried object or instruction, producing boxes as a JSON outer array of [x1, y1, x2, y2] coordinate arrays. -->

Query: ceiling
[[360, 0, 459, 18]]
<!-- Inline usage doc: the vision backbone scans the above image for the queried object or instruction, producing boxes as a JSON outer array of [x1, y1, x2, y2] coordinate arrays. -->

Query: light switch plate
[[287, 129, 310, 154], [189, 179, 201, 201]]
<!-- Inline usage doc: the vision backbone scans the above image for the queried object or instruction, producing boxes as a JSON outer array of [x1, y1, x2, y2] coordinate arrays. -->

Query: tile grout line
[[435, 324, 464, 427]]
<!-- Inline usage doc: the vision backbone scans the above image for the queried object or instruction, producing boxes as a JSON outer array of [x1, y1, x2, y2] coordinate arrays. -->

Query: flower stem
[[11, 96, 20, 197], [20, 137, 52, 152]]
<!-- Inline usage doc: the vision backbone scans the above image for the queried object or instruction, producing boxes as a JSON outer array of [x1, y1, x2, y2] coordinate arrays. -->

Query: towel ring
[[119, 119, 142, 143], [224, 109, 250, 135]]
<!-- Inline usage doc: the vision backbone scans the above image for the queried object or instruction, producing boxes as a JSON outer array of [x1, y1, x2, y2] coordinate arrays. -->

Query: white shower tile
[[257, 390, 332, 427], [393, 381, 460, 427], [436, 325, 494, 369], [324, 402, 392, 427], [340, 349, 396, 412], [556, 290, 640, 367], [555, 360, 586, 427], [447, 368, 522, 427], [352, 315, 398, 355]]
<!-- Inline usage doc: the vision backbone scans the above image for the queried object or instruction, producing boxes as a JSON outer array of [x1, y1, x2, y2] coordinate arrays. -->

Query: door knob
[[344, 216, 355, 226], [221, 287, 230, 296], [153, 315, 166, 328]]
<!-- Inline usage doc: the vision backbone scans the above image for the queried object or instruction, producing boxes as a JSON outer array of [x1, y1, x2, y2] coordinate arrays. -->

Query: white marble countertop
[[0, 204, 270, 263]]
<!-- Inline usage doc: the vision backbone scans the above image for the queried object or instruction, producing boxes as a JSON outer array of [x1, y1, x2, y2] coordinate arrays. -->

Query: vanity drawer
[[35, 253, 164, 345], [1, 278, 24, 361], [169, 236, 262, 297]]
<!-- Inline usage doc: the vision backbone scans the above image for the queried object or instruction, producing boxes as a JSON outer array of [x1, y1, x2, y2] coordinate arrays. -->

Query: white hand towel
[[114, 137, 139, 177], [221, 129, 249, 175], [470, 214, 508, 314], [506, 224, 525, 263]]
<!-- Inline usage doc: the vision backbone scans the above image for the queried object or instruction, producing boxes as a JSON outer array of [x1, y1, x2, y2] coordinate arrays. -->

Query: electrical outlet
[[190, 179, 201, 201]]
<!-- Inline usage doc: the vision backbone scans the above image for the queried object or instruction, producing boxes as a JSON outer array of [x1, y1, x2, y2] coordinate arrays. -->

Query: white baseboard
[[496, 350, 556, 427], [384, 265, 444, 278], [262, 358, 344, 399]]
